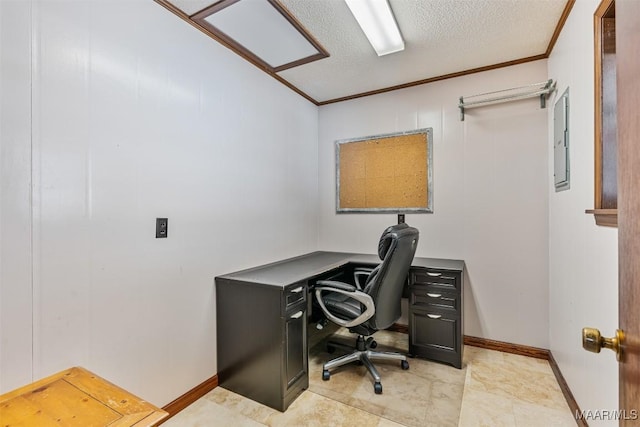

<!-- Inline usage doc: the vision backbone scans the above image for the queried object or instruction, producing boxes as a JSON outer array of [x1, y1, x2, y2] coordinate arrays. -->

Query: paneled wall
[[0, 0, 34, 392], [0, 0, 319, 406], [547, 0, 619, 423], [318, 61, 550, 348]]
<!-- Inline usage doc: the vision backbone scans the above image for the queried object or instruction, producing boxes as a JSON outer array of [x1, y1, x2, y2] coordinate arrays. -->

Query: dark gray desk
[[215, 251, 464, 411]]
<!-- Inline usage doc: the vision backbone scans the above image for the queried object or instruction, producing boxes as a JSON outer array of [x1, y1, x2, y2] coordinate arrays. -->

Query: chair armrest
[[353, 269, 374, 290], [314, 283, 375, 328], [315, 280, 357, 292]]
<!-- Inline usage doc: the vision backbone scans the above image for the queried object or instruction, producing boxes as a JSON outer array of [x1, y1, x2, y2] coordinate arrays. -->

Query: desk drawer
[[410, 308, 458, 352], [412, 269, 460, 290], [284, 283, 307, 314], [411, 287, 458, 311], [409, 307, 462, 368]]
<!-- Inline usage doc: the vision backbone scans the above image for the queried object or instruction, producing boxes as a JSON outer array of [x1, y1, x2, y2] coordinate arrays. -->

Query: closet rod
[[458, 79, 556, 121]]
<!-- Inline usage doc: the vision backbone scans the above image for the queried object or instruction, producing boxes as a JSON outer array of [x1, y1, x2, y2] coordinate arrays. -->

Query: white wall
[[547, 0, 619, 423], [0, 0, 319, 406], [318, 61, 550, 348], [0, 0, 34, 392]]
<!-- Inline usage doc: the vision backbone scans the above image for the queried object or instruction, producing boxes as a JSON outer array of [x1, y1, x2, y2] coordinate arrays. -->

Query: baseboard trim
[[463, 335, 549, 360], [388, 323, 409, 334], [390, 325, 549, 360], [548, 352, 587, 427], [158, 374, 219, 424]]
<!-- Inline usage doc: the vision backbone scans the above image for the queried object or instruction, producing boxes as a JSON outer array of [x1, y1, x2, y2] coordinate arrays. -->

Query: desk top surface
[[216, 251, 465, 288]]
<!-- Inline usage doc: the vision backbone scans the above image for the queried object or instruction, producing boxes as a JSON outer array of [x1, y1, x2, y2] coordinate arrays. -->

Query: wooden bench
[[0, 367, 168, 426]]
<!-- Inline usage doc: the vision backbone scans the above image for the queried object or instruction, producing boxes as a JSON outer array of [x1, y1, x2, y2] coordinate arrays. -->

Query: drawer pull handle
[[290, 311, 304, 319], [426, 272, 442, 277], [426, 293, 441, 298], [290, 286, 304, 293], [427, 314, 442, 319]]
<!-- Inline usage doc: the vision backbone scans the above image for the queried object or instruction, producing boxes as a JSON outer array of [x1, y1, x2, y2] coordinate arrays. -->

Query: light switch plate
[[156, 218, 168, 238]]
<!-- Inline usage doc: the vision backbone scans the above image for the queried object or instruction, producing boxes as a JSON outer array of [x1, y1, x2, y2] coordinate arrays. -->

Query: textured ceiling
[[162, 0, 570, 104]]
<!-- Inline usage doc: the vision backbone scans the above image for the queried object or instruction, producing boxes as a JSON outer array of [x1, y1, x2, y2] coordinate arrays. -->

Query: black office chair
[[314, 225, 419, 394]]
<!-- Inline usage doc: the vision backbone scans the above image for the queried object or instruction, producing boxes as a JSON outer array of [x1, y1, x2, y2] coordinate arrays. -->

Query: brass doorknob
[[582, 327, 624, 361]]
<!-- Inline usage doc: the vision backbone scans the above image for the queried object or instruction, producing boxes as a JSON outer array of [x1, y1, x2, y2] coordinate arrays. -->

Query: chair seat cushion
[[322, 292, 362, 321]]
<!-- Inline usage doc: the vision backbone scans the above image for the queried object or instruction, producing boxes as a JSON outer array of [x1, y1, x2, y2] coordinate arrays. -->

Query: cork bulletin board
[[336, 128, 433, 213]]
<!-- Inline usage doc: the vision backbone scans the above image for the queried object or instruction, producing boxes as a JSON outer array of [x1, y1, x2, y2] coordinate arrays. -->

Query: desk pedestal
[[408, 267, 464, 369], [216, 278, 308, 412]]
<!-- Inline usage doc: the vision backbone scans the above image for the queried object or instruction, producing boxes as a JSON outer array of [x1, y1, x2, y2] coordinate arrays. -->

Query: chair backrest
[[377, 223, 409, 260], [365, 226, 419, 330]]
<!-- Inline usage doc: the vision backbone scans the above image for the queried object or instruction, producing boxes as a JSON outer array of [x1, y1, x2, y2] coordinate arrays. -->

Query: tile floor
[[163, 327, 576, 427]]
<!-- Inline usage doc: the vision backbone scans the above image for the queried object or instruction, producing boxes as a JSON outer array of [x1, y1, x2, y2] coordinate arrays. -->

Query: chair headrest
[[378, 223, 410, 260]]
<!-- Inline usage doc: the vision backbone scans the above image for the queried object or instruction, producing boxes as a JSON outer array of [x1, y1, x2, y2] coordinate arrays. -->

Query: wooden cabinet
[[216, 278, 308, 412], [408, 267, 464, 369]]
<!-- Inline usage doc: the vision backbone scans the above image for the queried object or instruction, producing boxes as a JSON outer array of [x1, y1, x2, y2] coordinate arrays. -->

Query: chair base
[[322, 335, 409, 394]]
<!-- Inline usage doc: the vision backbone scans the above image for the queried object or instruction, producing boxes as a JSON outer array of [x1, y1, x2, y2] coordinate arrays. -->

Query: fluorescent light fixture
[[345, 0, 404, 56]]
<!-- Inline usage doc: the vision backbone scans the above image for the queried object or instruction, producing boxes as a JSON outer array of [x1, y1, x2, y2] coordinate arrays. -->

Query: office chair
[[314, 223, 411, 330], [314, 225, 419, 394]]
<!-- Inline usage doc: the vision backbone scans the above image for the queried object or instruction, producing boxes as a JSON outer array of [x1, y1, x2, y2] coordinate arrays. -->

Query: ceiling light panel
[[202, 0, 321, 69], [345, 0, 404, 56]]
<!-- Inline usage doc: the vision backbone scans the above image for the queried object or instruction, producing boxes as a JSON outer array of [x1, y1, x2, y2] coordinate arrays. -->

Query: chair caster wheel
[[374, 382, 382, 394], [322, 370, 330, 381], [401, 360, 409, 370], [327, 345, 336, 354], [369, 340, 378, 349]]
